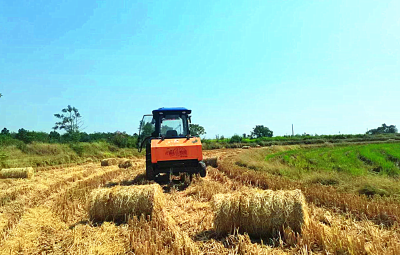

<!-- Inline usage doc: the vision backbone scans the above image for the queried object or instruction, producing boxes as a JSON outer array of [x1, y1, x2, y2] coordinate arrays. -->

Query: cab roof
[[152, 107, 191, 114]]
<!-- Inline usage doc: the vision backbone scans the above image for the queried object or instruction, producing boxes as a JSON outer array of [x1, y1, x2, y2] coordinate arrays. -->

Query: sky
[[0, 0, 399, 138]]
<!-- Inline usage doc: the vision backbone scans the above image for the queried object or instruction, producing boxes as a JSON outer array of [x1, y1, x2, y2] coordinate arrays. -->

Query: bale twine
[[88, 184, 165, 222], [204, 157, 218, 168], [211, 189, 308, 237], [0, 167, 34, 179], [101, 158, 118, 166], [118, 160, 133, 169]]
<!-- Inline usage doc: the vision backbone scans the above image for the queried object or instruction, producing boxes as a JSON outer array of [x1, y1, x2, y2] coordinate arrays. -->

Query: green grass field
[[267, 143, 400, 176], [236, 143, 400, 198]]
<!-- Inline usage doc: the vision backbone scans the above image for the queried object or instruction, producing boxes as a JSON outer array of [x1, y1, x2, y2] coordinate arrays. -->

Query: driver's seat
[[166, 130, 178, 137]]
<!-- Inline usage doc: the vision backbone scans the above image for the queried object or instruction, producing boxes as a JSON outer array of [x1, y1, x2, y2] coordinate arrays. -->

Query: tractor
[[138, 107, 207, 180]]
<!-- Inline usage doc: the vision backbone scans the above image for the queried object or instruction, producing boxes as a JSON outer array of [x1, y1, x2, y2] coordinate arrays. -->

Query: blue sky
[[0, 0, 399, 138]]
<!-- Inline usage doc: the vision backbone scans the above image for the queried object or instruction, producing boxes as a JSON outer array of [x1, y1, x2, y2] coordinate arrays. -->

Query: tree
[[366, 124, 398, 135], [140, 121, 155, 138], [251, 125, 273, 138], [230, 134, 242, 143], [49, 131, 61, 141], [53, 105, 83, 133], [112, 131, 128, 148], [1, 128, 10, 135], [16, 128, 33, 143], [189, 124, 206, 136]]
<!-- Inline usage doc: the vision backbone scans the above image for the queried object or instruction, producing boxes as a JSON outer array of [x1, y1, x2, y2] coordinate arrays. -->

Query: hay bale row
[[0, 167, 34, 179], [204, 157, 218, 168], [101, 158, 118, 166], [88, 184, 165, 222], [211, 189, 308, 237]]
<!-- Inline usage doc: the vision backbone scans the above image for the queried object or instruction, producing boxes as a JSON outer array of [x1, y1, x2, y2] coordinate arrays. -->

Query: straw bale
[[0, 167, 34, 179], [204, 157, 218, 168], [101, 158, 118, 166], [211, 189, 308, 237], [118, 160, 133, 169], [88, 184, 165, 222]]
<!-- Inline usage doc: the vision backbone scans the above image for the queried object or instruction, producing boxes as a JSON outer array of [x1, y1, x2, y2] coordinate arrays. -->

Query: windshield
[[161, 114, 188, 137], [138, 115, 155, 146]]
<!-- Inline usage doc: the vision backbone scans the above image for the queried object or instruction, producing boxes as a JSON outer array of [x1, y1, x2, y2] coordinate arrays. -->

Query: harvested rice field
[[0, 147, 399, 254]]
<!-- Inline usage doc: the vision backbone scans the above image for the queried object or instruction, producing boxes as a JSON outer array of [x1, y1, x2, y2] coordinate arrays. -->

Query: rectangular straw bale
[[211, 189, 308, 237], [118, 160, 133, 169], [0, 167, 34, 179], [204, 157, 218, 167], [101, 158, 118, 166], [88, 184, 165, 222]]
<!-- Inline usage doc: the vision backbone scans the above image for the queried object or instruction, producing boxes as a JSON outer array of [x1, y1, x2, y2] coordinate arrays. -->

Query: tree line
[[0, 103, 397, 148], [0, 105, 139, 148], [0, 127, 139, 148], [366, 124, 398, 135], [0, 105, 209, 148]]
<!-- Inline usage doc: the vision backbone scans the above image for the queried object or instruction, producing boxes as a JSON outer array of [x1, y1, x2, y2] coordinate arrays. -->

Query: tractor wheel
[[199, 161, 207, 177], [145, 142, 154, 180], [146, 162, 155, 180]]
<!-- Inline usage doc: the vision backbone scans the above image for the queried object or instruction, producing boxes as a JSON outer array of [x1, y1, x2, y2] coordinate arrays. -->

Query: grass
[[266, 143, 400, 176], [0, 142, 142, 169], [235, 143, 400, 198]]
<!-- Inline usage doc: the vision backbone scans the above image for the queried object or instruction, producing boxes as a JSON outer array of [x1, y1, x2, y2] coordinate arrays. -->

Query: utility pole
[[292, 124, 294, 136]]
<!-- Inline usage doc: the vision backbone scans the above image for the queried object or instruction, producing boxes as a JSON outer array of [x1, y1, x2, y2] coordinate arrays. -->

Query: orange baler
[[138, 107, 206, 180]]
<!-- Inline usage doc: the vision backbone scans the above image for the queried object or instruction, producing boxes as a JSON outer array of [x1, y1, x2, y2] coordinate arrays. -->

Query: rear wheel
[[146, 162, 154, 180], [146, 142, 155, 180], [199, 161, 207, 177]]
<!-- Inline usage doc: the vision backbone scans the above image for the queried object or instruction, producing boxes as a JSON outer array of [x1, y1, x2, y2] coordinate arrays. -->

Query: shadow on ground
[[69, 220, 90, 229], [194, 229, 283, 248]]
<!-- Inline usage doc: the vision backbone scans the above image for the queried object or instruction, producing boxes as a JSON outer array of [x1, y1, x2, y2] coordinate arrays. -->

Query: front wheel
[[199, 161, 207, 177]]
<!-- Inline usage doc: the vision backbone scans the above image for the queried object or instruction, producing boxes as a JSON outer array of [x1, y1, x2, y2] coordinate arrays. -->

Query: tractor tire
[[146, 162, 155, 180], [199, 161, 207, 177], [145, 142, 154, 180]]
